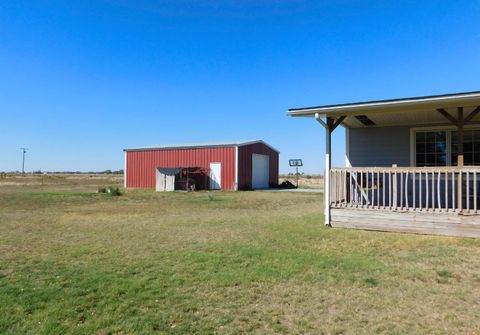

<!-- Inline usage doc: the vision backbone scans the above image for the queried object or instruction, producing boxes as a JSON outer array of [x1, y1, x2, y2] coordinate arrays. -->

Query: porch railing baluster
[[425, 172, 429, 211], [413, 170, 416, 210], [431, 171, 435, 211], [329, 167, 480, 214], [419, 171, 422, 211], [475, 171, 477, 213], [467, 171, 470, 212], [389, 170, 392, 209], [444, 171, 448, 212], [382, 171, 386, 209], [370, 171, 375, 208], [452, 171, 456, 212], [404, 171, 407, 209], [400, 172, 403, 209], [437, 171, 441, 212]]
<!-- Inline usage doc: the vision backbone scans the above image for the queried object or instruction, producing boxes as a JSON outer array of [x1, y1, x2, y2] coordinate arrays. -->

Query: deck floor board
[[331, 207, 480, 237]]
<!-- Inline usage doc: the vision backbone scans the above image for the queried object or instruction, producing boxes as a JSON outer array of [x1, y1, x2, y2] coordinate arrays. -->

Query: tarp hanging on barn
[[156, 168, 180, 191], [157, 168, 181, 175]]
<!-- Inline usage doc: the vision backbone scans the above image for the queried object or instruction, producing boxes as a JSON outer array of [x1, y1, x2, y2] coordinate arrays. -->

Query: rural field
[[2, 174, 480, 334]]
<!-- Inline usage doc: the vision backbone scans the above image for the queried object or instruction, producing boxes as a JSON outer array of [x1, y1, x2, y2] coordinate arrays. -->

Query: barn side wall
[[237, 143, 279, 190], [126, 147, 236, 190]]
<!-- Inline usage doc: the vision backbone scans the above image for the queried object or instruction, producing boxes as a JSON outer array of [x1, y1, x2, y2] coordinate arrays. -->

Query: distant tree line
[[280, 173, 324, 178], [0, 170, 124, 175]]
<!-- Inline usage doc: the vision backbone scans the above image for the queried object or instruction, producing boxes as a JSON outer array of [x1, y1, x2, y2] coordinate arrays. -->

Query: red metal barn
[[124, 141, 279, 191]]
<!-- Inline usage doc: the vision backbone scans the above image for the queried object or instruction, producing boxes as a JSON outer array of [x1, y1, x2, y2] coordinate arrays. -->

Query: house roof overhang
[[287, 91, 480, 128]]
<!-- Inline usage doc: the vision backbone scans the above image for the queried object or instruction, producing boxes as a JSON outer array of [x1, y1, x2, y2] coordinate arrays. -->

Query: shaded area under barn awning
[[156, 167, 211, 192]]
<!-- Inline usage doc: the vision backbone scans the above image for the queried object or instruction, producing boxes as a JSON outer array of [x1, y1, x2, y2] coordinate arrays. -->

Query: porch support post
[[325, 118, 332, 226], [315, 113, 345, 226], [437, 107, 470, 212], [457, 107, 464, 167], [457, 107, 464, 212]]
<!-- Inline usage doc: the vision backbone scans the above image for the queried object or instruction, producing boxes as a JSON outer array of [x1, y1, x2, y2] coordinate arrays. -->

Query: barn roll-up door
[[252, 154, 270, 189]]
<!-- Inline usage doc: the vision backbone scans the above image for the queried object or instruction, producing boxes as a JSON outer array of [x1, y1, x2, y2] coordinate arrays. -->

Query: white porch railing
[[330, 167, 480, 213]]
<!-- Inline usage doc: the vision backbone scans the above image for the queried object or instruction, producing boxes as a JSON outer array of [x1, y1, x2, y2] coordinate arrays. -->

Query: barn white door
[[165, 175, 175, 191], [156, 169, 176, 192], [252, 154, 270, 189], [210, 162, 221, 190], [156, 170, 165, 191]]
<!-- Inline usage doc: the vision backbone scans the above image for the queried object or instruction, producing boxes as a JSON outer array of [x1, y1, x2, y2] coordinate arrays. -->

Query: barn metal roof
[[287, 91, 480, 128], [124, 140, 280, 153]]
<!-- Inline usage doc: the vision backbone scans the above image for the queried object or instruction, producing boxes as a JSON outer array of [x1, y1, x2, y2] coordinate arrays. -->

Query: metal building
[[124, 140, 279, 191]]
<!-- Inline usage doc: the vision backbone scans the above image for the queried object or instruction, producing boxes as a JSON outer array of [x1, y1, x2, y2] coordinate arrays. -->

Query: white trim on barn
[[124, 151, 127, 189]]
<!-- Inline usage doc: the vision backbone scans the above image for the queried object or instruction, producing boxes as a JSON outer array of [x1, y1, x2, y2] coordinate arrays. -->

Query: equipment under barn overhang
[[156, 167, 210, 192]]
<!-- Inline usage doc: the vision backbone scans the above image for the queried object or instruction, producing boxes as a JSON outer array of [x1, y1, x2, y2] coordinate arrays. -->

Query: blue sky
[[1, 1, 479, 173]]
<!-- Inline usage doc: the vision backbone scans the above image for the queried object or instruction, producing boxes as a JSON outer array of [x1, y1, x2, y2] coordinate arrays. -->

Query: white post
[[315, 113, 331, 226], [325, 121, 331, 225]]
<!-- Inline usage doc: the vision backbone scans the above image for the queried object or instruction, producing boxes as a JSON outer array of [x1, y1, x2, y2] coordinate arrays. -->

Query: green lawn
[[1, 180, 480, 334]]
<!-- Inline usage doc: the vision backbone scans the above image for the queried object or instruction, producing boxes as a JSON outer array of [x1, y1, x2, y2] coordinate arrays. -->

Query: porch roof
[[287, 91, 480, 128]]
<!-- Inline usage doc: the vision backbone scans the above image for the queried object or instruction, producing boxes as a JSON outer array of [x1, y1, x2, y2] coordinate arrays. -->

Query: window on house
[[451, 129, 480, 166], [415, 131, 447, 167]]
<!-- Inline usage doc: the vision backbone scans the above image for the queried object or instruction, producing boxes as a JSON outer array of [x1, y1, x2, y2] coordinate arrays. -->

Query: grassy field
[[1, 175, 480, 334]]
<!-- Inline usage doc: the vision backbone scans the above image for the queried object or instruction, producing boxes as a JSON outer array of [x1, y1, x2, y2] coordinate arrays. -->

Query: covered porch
[[288, 91, 480, 237]]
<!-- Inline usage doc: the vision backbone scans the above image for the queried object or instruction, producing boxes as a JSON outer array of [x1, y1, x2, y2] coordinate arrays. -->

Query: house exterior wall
[[347, 126, 411, 167], [126, 147, 236, 190], [237, 143, 279, 190]]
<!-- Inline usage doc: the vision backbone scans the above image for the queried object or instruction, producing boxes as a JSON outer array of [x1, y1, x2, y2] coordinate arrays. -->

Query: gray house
[[289, 91, 480, 237]]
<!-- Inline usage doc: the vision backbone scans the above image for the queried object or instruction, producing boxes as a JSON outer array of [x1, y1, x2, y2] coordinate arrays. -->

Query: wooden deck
[[328, 167, 480, 237], [331, 207, 480, 238]]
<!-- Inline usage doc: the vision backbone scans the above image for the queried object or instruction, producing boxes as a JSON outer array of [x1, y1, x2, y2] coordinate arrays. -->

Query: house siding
[[347, 126, 411, 167]]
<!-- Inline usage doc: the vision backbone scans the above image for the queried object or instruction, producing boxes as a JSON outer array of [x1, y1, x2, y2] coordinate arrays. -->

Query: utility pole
[[20, 148, 27, 175]]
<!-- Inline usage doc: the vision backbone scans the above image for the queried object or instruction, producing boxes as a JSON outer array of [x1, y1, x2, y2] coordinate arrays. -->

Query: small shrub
[[107, 187, 122, 196], [437, 270, 453, 278], [98, 186, 122, 196], [363, 277, 379, 286], [436, 270, 454, 283]]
